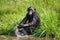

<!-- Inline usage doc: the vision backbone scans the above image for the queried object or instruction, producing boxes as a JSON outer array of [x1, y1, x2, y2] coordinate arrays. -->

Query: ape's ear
[[34, 8, 36, 11], [34, 8, 36, 10]]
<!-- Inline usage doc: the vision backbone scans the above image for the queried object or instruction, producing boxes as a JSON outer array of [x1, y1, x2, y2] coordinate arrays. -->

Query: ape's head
[[27, 7, 36, 16]]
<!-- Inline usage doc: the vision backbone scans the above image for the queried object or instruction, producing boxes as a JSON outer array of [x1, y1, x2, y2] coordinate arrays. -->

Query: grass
[[0, 0, 60, 38]]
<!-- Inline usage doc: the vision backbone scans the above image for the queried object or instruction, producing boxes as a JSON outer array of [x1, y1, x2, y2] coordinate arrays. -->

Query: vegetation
[[0, 0, 60, 38]]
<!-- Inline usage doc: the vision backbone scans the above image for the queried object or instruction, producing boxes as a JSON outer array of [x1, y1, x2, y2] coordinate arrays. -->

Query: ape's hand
[[17, 24, 23, 28], [20, 24, 29, 27], [23, 24, 29, 26]]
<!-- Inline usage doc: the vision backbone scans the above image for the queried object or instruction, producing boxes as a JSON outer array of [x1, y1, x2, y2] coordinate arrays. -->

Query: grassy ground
[[0, 0, 60, 38]]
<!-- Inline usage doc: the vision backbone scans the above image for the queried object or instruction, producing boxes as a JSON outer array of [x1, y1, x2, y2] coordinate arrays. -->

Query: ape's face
[[29, 10, 33, 16], [28, 7, 36, 16]]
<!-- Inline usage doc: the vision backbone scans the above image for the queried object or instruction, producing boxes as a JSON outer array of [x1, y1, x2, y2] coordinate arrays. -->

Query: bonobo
[[15, 7, 40, 37]]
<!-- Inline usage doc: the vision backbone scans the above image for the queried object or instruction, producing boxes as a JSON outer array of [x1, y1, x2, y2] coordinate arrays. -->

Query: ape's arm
[[20, 16, 28, 24], [28, 18, 36, 26], [20, 18, 36, 27], [18, 14, 28, 28]]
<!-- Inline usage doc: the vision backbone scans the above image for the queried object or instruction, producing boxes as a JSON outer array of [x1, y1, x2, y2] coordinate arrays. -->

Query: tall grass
[[0, 0, 60, 38], [33, 8, 58, 37]]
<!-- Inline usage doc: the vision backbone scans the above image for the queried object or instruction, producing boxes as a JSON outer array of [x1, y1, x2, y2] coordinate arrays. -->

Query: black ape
[[15, 7, 40, 36]]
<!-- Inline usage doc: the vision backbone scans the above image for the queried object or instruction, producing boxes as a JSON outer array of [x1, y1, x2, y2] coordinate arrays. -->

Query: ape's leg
[[15, 28, 28, 37], [15, 28, 20, 37], [19, 28, 28, 35]]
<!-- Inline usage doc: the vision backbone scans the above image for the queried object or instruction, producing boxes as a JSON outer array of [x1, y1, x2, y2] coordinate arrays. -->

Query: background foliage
[[0, 0, 60, 38]]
